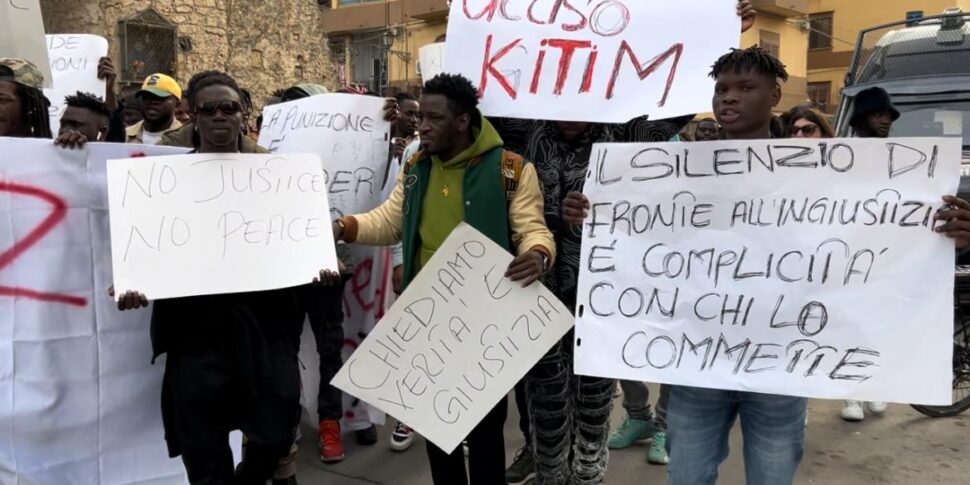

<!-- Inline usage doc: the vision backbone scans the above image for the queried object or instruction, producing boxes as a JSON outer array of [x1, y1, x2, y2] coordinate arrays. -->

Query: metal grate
[[118, 9, 178, 86], [847, 11, 970, 87]]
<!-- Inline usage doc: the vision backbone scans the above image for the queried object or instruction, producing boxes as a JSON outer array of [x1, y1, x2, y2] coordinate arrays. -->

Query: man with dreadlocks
[[54, 92, 112, 148], [0, 58, 52, 139], [114, 70, 344, 485], [662, 46, 803, 485]]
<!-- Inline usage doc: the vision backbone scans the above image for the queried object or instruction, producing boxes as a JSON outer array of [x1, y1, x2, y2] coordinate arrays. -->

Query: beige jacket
[[126, 118, 182, 144], [342, 161, 556, 263]]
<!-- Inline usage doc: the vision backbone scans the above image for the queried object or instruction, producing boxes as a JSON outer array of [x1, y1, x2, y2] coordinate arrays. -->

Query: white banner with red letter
[[0, 139, 191, 484], [445, 0, 740, 122]]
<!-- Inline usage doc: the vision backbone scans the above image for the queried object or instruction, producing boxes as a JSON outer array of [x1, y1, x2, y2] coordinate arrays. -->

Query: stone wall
[[39, 0, 335, 107]]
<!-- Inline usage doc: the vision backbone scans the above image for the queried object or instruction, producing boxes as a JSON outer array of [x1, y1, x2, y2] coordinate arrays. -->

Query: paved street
[[294, 388, 970, 484]]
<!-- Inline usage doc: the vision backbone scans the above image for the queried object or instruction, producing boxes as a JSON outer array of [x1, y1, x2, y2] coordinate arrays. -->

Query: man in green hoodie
[[333, 73, 555, 485]]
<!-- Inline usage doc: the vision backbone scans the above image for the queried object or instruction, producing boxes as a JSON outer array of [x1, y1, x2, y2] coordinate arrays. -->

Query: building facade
[[742, 0, 811, 112], [38, 0, 336, 107], [322, 0, 446, 94], [807, 0, 970, 113]]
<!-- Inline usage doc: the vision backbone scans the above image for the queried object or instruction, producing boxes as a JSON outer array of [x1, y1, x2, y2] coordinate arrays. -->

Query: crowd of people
[[5, 1, 970, 484]]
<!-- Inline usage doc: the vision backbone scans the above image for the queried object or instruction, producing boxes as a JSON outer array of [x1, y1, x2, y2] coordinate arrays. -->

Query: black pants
[[298, 283, 346, 421], [426, 396, 508, 485], [162, 328, 301, 485], [515, 379, 530, 441]]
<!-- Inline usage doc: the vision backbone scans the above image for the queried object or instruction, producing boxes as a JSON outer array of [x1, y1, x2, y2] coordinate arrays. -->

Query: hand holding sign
[[331, 223, 573, 453], [936, 195, 970, 247], [575, 137, 961, 406]]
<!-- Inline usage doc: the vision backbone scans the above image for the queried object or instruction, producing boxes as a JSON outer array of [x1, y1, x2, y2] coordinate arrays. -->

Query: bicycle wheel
[[911, 305, 970, 418]]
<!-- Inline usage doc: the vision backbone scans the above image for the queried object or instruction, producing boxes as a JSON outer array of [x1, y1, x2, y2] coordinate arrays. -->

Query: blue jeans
[[666, 386, 807, 485]]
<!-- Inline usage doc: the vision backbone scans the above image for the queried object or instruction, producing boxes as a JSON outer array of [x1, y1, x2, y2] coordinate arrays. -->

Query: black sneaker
[[505, 446, 536, 485], [356, 424, 378, 446], [273, 477, 298, 485]]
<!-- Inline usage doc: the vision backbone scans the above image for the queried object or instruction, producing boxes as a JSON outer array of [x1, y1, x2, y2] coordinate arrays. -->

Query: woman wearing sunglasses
[[114, 71, 342, 485], [788, 107, 835, 139]]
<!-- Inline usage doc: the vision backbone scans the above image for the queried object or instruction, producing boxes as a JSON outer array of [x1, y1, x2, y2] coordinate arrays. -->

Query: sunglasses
[[195, 100, 243, 116], [791, 124, 819, 136]]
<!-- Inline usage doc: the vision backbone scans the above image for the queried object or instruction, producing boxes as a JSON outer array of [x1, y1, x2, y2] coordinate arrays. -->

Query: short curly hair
[[710, 46, 789, 82], [422, 74, 480, 121], [186, 70, 243, 109], [65, 91, 110, 119]]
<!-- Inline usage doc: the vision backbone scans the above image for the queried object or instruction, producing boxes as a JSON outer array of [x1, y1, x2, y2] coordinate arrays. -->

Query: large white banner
[[258, 93, 396, 431], [445, 0, 739, 122], [333, 223, 574, 453], [107, 153, 338, 300], [575, 138, 961, 405], [44, 34, 109, 125], [0, 0, 52, 87], [0, 139, 190, 484]]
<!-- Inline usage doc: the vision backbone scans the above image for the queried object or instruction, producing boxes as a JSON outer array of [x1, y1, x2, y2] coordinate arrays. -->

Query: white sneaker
[[866, 401, 888, 414], [389, 422, 414, 452], [841, 400, 865, 422]]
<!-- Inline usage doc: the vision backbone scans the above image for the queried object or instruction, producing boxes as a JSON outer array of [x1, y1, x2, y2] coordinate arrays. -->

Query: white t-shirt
[[141, 129, 164, 146]]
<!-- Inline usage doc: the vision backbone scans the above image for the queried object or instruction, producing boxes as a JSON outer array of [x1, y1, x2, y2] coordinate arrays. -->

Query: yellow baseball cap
[[137, 73, 182, 100]]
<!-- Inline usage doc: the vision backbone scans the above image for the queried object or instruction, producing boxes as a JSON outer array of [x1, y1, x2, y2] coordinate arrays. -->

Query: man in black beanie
[[850, 86, 900, 138]]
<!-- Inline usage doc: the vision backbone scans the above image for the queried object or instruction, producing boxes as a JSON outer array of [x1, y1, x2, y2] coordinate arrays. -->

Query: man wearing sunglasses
[[126, 73, 182, 145], [159, 72, 266, 154]]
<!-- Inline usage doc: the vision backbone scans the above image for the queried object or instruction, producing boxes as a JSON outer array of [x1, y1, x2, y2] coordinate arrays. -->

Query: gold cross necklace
[[439, 162, 450, 197]]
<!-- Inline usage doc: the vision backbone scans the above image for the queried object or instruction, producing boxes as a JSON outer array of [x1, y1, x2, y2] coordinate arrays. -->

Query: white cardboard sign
[[258, 93, 392, 219], [0, 0, 52, 87], [107, 153, 338, 300], [575, 137, 961, 405], [332, 223, 574, 453], [419, 42, 446, 80], [445, 0, 739, 122], [44, 34, 108, 126]]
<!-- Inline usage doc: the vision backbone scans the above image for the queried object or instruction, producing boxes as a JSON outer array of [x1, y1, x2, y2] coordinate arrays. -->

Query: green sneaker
[[647, 431, 669, 465], [608, 415, 656, 449], [505, 446, 535, 485]]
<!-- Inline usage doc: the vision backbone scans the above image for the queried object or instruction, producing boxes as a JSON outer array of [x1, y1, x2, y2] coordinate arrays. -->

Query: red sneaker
[[319, 420, 346, 463]]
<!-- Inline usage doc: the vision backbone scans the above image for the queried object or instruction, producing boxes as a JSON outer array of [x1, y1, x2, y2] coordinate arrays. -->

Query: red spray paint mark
[[0, 181, 87, 307]]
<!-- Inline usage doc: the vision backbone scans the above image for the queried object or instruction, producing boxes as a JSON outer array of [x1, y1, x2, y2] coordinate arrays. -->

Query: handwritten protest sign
[[332, 223, 574, 452], [44, 35, 108, 125], [445, 0, 738, 123], [259, 93, 395, 432], [419, 42, 446, 80], [106, 153, 338, 300], [0, 0, 52, 87], [258, 93, 392, 219], [0, 139, 190, 484], [574, 138, 960, 405]]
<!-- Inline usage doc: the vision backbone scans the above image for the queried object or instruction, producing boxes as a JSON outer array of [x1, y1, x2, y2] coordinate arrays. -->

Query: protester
[[126, 73, 182, 145], [386, 91, 422, 453], [488, 3, 756, 484], [0, 58, 52, 138], [849, 86, 899, 139], [113, 70, 342, 485], [838, 86, 900, 422], [53, 92, 111, 148], [788, 106, 834, 138], [175, 96, 192, 125], [693, 117, 721, 141], [334, 73, 554, 485], [159, 71, 264, 153], [269, 81, 370, 464], [122, 93, 144, 127]]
